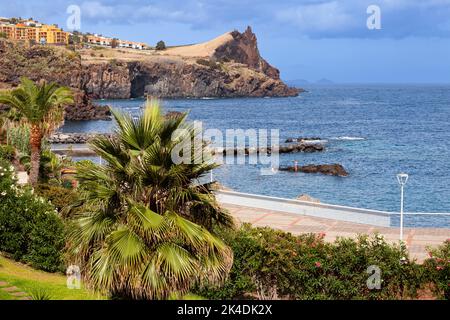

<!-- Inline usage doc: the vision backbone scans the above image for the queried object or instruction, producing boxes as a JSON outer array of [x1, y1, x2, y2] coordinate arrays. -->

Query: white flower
[[1, 191, 6, 196]]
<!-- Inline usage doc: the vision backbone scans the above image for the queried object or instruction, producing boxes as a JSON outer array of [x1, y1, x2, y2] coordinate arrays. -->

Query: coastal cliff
[[0, 27, 300, 119]]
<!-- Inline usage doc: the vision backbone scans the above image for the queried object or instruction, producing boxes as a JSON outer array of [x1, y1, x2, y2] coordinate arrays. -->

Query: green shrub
[[35, 183, 78, 212], [423, 239, 450, 299], [196, 224, 423, 300], [196, 59, 219, 70], [30, 288, 52, 300], [24, 206, 66, 272], [0, 144, 15, 161], [0, 160, 65, 272]]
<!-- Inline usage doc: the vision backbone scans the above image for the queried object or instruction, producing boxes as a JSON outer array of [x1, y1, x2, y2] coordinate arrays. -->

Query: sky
[[1, 0, 450, 83]]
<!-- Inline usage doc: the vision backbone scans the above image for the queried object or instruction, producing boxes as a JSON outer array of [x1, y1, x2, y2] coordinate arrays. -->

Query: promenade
[[222, 203, 450, 262]]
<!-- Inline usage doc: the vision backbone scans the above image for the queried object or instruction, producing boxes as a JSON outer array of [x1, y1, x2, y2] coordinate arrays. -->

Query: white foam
[[332, 136, 365, 141], [303, 139, 327, 144]]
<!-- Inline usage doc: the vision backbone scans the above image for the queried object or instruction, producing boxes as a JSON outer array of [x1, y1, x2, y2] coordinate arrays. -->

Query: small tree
[[69, 34, 81, 45], [156, 40, 166, 50], [111, 38, 118, 48], [0, 78, 73, 185]]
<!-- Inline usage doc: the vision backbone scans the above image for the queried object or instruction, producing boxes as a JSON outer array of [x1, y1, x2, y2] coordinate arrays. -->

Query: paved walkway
[[0, 281, 31, 300], [223, 203, 450, 262]]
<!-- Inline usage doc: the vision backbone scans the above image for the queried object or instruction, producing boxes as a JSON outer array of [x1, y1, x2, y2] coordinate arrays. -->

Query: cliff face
[[80, 59, 298, 99], [0, 39, 111, 120], [0, 27, 300, 120]]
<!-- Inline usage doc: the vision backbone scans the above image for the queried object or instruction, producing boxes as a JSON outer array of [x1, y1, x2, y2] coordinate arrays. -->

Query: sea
[[61, 84, 450, 227]]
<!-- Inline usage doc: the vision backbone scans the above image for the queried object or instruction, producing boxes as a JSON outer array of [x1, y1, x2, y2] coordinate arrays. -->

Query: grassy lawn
[[0, 255, 105, 300]]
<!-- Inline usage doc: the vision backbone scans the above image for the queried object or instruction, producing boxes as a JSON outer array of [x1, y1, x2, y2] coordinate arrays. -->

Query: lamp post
[[396, 173, 409, 242]]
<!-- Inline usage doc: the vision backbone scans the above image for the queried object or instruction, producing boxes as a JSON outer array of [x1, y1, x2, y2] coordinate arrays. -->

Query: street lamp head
[[397, 173, 409, 186]]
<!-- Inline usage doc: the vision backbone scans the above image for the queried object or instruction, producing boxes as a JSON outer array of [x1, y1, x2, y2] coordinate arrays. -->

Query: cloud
[[79, 0, 206, 25], [4, 0, 450, 38], [275, 1, 357, 33], [272, 0, 450, 38], [81, 1, 115, 19]]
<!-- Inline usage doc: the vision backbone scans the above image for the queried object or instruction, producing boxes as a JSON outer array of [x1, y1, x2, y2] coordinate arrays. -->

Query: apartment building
[[0, 19, 68, 45], [118, 40, 147, 50], [0, 24, 15, 39], [38, 24, 69, 44], [86, 34, 112, 46], [0, 18, 147, 50], [86, 34, 148, 50]]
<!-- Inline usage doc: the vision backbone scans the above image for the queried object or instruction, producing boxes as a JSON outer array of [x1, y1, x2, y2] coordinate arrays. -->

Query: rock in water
[[296, 194, 321, 203], [280, 164, 349, 177]]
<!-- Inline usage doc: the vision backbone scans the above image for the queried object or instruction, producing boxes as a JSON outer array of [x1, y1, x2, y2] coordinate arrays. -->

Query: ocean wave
[[332, 136, 366, 141], [303, 139, 328, 144]]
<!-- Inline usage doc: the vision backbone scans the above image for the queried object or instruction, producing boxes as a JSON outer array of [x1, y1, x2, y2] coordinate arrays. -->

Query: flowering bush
[[196, 224, 423, 300], [423, 239, 450, 299], [0, 159, 65, 272], [0, 158, 16, 190]]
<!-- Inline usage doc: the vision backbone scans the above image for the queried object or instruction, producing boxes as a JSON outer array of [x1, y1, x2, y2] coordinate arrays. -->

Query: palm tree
[[0, 78, 73, 185], [68, 99, 233, 299]]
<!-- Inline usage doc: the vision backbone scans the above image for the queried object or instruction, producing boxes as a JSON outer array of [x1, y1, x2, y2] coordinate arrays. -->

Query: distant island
[[316, 78, 335, 85], [0, 24, 300, 120], [287, 78, 335, 87]]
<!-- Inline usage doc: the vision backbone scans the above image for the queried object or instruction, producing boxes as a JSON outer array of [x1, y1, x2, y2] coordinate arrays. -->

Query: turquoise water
[[62, 84, 450, 226]]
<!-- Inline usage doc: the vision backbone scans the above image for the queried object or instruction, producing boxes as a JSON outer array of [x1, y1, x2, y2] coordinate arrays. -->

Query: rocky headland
[[0, 27, 300, 120]]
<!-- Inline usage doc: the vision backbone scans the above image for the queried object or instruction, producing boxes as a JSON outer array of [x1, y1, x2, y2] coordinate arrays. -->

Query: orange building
[[0, 20, 68, 45], [0, 24, 15, 39]]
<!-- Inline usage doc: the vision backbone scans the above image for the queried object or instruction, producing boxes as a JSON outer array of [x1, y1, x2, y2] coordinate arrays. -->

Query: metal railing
[[215, 190, 450, 228]]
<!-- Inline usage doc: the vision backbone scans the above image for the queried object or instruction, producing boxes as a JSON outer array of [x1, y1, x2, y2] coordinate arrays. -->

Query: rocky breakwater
[[211, 142, 324, 155], [49, 132, 114, 144], [280, 164, 349, 177], [50, 132, 324, 156]]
